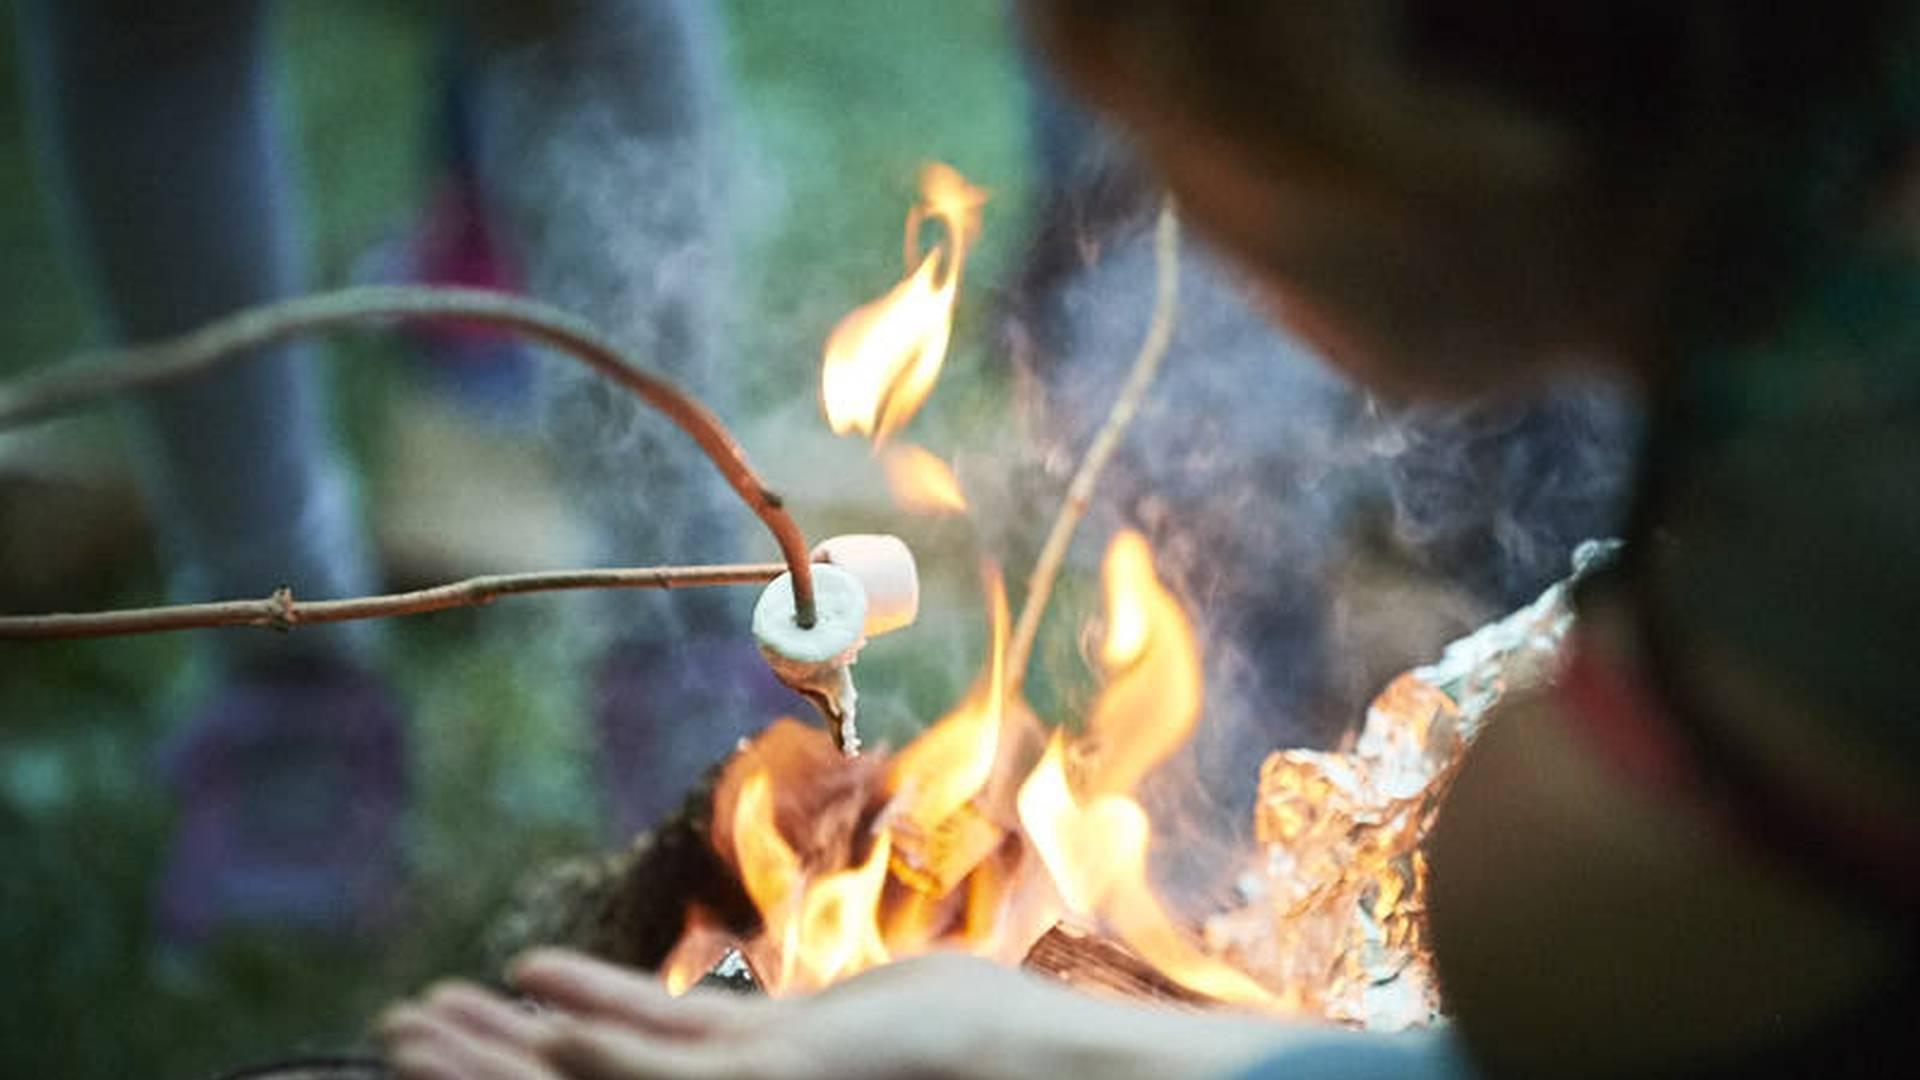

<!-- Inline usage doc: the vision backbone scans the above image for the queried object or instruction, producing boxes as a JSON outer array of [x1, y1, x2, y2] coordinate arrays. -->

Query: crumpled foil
[[1204, 540, 1618, 1029]]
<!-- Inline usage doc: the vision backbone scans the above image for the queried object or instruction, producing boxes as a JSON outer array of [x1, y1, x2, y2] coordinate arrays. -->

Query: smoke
[[1009, 201, 1640, 907], [466, 4, 1641, 909], [474, 0, 747, 646]]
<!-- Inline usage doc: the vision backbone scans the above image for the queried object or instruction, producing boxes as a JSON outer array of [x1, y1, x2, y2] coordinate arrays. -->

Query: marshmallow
[[753, 562, 869, 752], [753, 562, 867, 666], [811, 534, 920, 638]]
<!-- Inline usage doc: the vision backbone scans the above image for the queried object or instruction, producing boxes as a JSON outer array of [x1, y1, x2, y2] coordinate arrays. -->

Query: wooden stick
[[1007, 203, 1181, 692], [0, 562, 787, 641], [0, 285, 818, 628]]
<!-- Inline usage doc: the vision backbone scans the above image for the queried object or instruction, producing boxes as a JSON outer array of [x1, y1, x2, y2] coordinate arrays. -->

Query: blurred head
[[1024, 2, 1909, 399]]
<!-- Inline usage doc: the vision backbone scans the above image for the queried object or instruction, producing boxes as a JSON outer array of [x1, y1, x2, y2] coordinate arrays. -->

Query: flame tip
[[821, 164, 984, 445]]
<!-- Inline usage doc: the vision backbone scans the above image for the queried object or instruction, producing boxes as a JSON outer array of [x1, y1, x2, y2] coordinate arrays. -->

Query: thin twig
[[1007, 203, 1180, 692], [0, 284, 817, 627], [0, 562, 786, 641]]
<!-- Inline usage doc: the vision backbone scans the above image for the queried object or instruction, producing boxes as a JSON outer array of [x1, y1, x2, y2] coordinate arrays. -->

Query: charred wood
[[1021, 921, 1214, 1009], [485, 766, 759, 973]]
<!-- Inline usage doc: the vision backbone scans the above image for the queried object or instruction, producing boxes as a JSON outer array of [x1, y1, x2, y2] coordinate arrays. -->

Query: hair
[[1027, 1, 1917, 350]]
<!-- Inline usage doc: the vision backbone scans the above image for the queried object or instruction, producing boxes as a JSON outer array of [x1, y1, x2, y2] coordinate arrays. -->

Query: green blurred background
[[0, 2, 1052, 1074]]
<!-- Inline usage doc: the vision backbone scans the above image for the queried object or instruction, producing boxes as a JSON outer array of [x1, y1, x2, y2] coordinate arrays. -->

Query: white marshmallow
[[753, 562, 867, 665], [753, 562, 869, 752], [811, 534, 920, 638]]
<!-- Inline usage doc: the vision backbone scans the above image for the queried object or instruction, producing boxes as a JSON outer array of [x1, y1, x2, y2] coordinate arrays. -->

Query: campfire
[[650, 526, 1589, 1026], [506, 164, 1595, 1030], [0, 158, 1601, 1033]]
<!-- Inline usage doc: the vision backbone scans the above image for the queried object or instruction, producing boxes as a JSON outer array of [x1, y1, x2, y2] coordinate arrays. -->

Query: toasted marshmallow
[[811, 533, 919, 638]]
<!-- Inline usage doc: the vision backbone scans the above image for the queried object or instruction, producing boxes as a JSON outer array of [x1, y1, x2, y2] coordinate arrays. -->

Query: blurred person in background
[[16, 0, 781, 945]]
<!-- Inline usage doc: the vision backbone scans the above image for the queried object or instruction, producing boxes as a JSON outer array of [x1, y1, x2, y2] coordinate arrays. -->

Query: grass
[[0, 3, 1045, 1076]]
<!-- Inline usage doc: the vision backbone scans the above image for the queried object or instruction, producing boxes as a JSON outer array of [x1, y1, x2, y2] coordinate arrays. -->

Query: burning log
[[487, 717, 896, 979], [1021, 921, 1214, 1009], [484, 763, 760, 974]]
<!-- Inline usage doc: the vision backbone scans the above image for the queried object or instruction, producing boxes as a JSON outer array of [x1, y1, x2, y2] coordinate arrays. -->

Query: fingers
[[424, 980, 554, 1046], [384, 953, 794, 1080], [510, 948, 767, 1038], [380, 999, 563, 1080], [539, 1017, 780, 1080]]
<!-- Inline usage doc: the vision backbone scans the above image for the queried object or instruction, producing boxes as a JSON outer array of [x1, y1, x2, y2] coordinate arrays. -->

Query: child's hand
[[379, 948, 1302, 1080]]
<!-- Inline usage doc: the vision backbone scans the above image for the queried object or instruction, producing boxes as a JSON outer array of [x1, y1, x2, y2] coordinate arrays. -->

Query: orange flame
[[881, 442, 969, 515], [732, 767, 894, 993], [887, 567, 1008, 826], [1018, 736, 1285, 1008], [1016, 533, 1284, 1009], [695, 136, 1477, 1016], [821, 162, 986, 443], [659, 915, 737, 997], [702, 523, 1469, 1020], [883, 567, 1012, 899], [732, 769, 807, 986], [722, 568, 1024, 994], [711, 534, 1293, 1004], [1082, 530, 1202, 796], [792, 830, 893, 989]]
